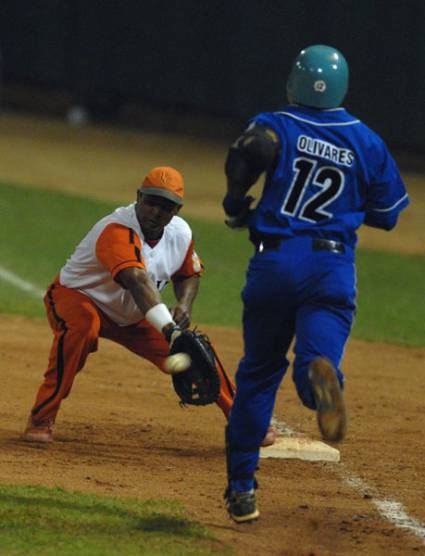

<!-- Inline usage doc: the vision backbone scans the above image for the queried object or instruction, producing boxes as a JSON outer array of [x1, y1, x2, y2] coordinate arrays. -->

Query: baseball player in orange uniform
[[23, 166, 236, 443]]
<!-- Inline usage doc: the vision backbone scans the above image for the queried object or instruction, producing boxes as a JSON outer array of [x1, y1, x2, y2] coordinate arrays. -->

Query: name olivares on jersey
[[297, 135, 354, 167]]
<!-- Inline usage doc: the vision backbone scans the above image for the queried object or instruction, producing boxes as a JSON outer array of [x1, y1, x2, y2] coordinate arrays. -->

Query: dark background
[[1, 0, 424, 151]]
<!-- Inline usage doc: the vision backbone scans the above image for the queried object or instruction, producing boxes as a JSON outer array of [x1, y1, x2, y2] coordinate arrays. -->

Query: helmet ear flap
[[286, 45, 349, 109]]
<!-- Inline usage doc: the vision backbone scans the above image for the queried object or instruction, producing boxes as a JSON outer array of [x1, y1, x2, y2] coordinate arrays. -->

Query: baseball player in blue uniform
[[222, 45, 409, 523]]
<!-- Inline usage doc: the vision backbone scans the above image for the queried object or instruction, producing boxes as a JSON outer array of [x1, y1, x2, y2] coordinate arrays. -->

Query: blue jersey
[[250, 104, 409, 247]]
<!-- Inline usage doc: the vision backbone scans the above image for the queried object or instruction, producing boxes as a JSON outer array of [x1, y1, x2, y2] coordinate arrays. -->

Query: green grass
[[0, 484, 227, 556], [0, 182, 114, 316], [0, 181, 423, 346], [355, 250, 424, 345]]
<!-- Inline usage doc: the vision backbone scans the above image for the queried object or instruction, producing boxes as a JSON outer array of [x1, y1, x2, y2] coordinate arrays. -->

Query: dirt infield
[[0, 113, 424, 554], [1, 316, 424, 555]]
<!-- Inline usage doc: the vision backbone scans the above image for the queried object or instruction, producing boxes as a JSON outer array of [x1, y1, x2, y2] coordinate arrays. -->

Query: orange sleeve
[[96, 223, 145, 278], [172, 240, 204, 282]]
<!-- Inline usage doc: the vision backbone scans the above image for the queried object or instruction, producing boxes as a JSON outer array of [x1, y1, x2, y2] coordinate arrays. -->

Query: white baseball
[[164, 353, 191, 374]]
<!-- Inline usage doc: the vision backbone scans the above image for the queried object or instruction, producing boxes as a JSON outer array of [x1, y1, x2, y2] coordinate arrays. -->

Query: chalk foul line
[[272, 417, 425, 545], [340, 471, 425, 543], [0, 265, 44, 298]]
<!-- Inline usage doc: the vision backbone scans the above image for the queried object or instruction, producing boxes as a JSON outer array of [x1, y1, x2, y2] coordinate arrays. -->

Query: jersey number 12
[[281, 157, 345, 222]]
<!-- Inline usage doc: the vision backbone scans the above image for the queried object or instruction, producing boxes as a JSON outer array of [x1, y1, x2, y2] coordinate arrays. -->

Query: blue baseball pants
[[227, 236, 356, 492]]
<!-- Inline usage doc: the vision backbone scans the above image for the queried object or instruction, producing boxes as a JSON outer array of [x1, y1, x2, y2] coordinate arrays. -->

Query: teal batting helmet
[[286, 45, 349, 109]]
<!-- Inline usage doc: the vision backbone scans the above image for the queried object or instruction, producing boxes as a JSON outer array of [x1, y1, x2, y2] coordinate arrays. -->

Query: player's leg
[[24, 283, 102, 442], [225, 305, 294, 521], [226, 253, 295, 497], [292, 252, 356, 440], [293, 303, 353, 407], [227, 309, 294, 487], [293, 303, 353, 442], [213, 358, 236, 419]]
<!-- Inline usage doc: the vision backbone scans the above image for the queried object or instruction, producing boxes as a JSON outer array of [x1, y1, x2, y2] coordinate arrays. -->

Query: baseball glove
[[169, 328, 222, 406]]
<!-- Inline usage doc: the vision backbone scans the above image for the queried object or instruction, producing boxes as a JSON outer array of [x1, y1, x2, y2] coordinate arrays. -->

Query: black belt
[[257, 237, 345, 255]]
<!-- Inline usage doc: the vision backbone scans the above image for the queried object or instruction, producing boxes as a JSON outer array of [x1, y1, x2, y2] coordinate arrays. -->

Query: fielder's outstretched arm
[[172, 275, 200, 329], [118, 266, 177, 340]]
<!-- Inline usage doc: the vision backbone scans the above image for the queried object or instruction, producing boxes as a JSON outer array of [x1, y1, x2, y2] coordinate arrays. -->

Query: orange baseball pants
[[30, 281, 235, 424]]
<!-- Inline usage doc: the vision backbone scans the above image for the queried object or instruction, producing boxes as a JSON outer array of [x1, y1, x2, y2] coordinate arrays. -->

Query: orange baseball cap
[[141, 166, 184, 206]]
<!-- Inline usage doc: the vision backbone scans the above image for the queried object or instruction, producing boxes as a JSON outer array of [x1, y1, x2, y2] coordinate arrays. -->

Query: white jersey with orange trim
[[59, 203, 202, 326]]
